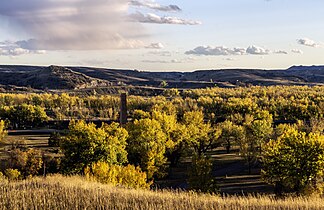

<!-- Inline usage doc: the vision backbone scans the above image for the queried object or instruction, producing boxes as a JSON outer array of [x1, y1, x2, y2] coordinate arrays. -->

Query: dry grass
[[0, 175, 323, 210]]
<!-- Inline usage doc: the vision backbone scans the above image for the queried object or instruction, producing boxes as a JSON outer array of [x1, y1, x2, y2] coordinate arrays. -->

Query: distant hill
[[0, 65, 110, 90], [0, 65, 323, 91]]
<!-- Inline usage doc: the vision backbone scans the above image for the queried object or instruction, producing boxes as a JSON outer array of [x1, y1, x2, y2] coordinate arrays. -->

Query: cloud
[[147, 50, 172, 56], [130, 12, 202, 25], [130, 0, 181, 12], [185, 45, 271, 56], [0, 0, 145, 50], [185, 46, 246, 56], [0, 41, 45, 56], [291, 49, 303, 54], [297, 38, 320, 48], [145, 42, 164, 49], [142, 57, 195, 64], [246, 45, 270, 55], [274, 50, 288, 54]]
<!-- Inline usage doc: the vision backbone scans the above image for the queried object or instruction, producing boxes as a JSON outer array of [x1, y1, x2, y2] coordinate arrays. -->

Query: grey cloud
[[274, 50, 288, 54], [297, 38, 320, 48], [0, 0, 145, 50], [130, 0, 181, 12], [130, 12, 202, 25]]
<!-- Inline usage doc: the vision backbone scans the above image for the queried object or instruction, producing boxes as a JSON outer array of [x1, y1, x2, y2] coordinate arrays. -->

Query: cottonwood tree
[[183, 111, 221, 157], [127, 118, 168, 179], [61, 121, 128, 174], [240, 111, 273, 174], [262, 128, 324, 196]]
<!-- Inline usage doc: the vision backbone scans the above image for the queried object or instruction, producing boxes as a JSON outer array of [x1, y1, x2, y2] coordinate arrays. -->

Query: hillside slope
[[0, 65, 110, 90], [0, 65, 324, 90]]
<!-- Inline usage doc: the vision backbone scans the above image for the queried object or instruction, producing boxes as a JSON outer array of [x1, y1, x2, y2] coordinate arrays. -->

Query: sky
[[0, 0, 324, 71]]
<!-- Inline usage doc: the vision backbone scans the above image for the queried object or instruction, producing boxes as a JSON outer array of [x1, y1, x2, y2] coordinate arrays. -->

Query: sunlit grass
[[0, 175, 323, 210]]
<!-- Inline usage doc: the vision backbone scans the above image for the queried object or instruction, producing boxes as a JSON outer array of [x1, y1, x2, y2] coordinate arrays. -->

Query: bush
[[0, 120, 7, 142], [85, 162, 151, 189], [8, 148, 43, 178], [4, 168, 21, 181]]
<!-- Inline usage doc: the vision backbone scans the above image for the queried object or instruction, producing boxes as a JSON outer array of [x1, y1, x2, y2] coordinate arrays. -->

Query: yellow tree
[[262, 128, 324, 195]]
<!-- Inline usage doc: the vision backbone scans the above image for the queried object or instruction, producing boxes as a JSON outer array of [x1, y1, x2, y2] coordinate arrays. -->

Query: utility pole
[[120, 93, 127, 125]]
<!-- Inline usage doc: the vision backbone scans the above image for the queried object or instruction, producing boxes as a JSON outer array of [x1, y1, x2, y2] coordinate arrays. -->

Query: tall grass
[[0, 175, 323, 210]]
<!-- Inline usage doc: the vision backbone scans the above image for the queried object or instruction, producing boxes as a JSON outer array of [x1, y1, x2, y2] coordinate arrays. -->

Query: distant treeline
[[0, 86, 323, 128]]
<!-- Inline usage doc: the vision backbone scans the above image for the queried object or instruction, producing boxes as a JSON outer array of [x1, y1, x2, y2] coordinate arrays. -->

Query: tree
[[61, 121, 128, 174], [1, 104, 48, 129], [183, 111, 220, 156], [188, 154, 219, 193], [127, 118, 167, 179], [218, 120, 245, 153], [240, 111, 273, 174], [152, 111, 188, 166], [262, 128, 324, 196]]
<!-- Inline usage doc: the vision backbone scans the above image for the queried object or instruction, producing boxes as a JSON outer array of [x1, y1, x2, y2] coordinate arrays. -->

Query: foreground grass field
[[0, 175, 323, 210]]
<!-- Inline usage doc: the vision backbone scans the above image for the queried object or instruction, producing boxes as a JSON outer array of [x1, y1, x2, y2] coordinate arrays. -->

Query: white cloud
[[297, 38, 320, 48], [0, 41, 45, 56], [145, 42, 164, 49], [291, 49, 303, 54], [0, 0, 145, 50], [130, 12, 202, 25], [185, 45, 272, 56], [185, 46, 246, 56], [246, 45, 270, 55], [130, 0, 181, 12]]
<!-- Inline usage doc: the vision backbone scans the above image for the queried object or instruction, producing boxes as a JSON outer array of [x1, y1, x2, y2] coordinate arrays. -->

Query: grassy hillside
[[1, 65, 324, 91], [0, 175, 323, 210]]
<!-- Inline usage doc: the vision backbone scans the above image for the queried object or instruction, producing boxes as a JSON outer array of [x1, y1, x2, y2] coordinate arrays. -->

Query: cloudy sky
[[0, 0, 324, 71]]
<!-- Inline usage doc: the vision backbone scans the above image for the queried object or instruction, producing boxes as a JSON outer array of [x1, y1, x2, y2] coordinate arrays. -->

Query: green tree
[[262, 128, 324, 196], [127, 118, 167, 179], [61, 121, 128, 174]]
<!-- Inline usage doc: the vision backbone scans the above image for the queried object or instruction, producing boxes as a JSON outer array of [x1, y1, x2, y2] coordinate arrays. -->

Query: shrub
[[4, 168, 21, 181], [8, 148, 43, 178], [85, 162, 151, 189], [0, 120, 7, 142]]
